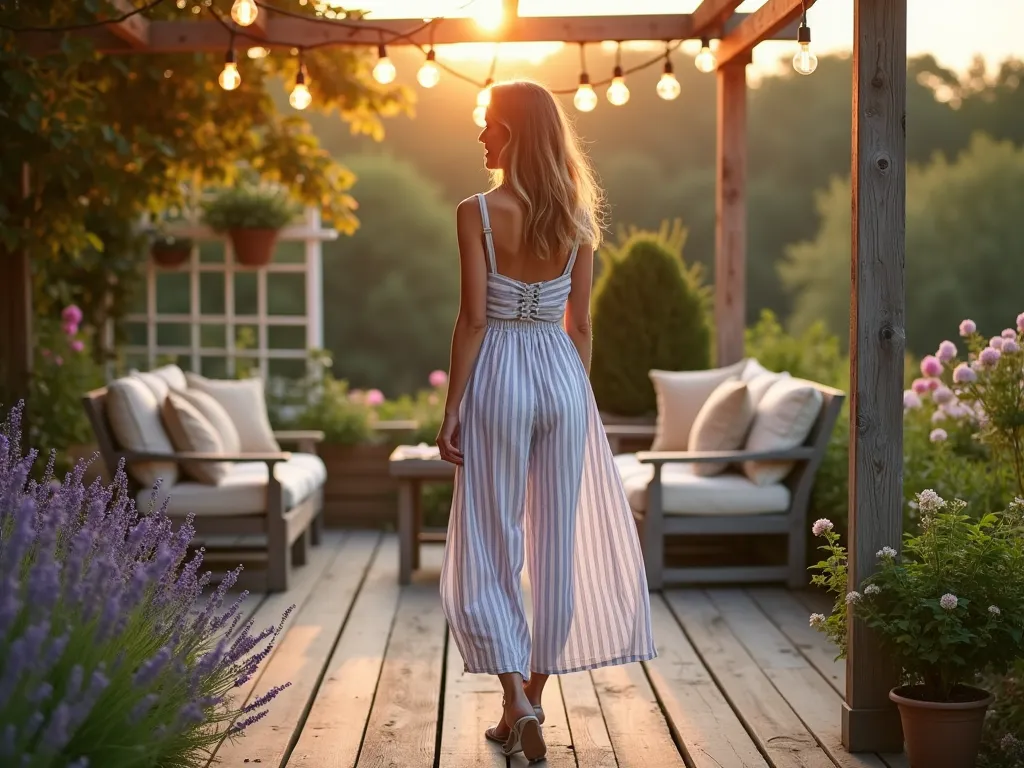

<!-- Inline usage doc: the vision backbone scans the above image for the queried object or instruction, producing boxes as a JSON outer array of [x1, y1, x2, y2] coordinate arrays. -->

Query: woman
[[436, 79, 656, 762]]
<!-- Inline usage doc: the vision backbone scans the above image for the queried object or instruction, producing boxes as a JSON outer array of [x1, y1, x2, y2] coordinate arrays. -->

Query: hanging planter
[[201, 183, 298, 269], [150, 235, 193, 268]]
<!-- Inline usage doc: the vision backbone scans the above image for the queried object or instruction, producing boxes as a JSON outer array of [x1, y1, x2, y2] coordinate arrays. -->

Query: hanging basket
[[228, 228, 280, 268], [150, 240, 192, 268]]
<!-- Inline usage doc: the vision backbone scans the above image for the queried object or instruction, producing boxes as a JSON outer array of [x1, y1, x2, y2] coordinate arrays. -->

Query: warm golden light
[[606, 74, 629, 106], [574, 76, 597, 112], [417, 51, 441, 88], [373, 45, 397, 84], [219, 61, 241, 90], [247, 46, 269, 59], [472, 105, 487, 127], [476, 80, 493, 107], [230, 0, 258, 27], [472, 0, 504, 31], [657, 71, 680, 100], [290, 82, 312, 109], [793, 42, 818, 75], [695, 41, 717, 73]]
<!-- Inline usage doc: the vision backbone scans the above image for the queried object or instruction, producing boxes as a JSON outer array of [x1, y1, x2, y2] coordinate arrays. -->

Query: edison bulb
[[417, 56, 440, 88], [373, 57, 396, 85], [657, 72, 680, 100], [472, 105, 487, 128], [606, 75, 629, 106], [476, 83, 492, 108], [290, 81, 311, 110], [793, 43, 818, 75], [695, 45, 717, 73], [218, 62, 241, 91], [230, 0, 258, 26], [574, 83, 597, 112]]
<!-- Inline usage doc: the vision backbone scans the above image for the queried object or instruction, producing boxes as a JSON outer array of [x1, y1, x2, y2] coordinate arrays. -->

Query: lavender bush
[[0, 403, 292, 766]]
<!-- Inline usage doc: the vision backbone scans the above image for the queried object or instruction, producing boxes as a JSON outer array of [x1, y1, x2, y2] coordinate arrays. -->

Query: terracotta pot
[[151, 242, 191, 268], [889, 684, 993, 768], [229, 228, 279, 267]]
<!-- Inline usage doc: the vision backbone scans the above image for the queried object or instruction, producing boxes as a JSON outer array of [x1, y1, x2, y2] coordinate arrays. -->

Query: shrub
[[201, 184, 298, 232], [744, 309, 846, 388], [0, 403, 290, 765], [590, 233, 711, 416]]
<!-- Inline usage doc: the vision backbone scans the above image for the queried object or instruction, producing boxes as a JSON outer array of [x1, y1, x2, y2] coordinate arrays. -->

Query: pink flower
[[1002, 328, 1017, 340], [931, 410, 946, 424], [1003, 339, 1020, 354], [979, 347, 1002, 367], [811, 518, 834, 536], [70, 339, 84, 353], [1017, 312, 1024, 333], [959, 319, 976, 336], [41, 348, 51, 358], [929, 428, 947, 443], [920, 355, 942, 378], [903, 390, 922, 410], [990, 336, 1004, 351], [62, 321, 79, 336], [939, 593, 958, 611], [911, 378, 931, 394], [926, 378, 940, 391], [952, 363, 977, 383], [365, 389, 385, 406], [347, 388, 364, 402], [932, 385, 954, 405], [54, 355, 63, 367], [428, 369, 448, 388], [936, 340, 957, 362], [62, 304, 83, 326]]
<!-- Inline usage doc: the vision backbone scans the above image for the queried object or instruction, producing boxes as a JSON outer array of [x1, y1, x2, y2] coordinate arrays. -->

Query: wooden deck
[[205, 531, 908, 768]]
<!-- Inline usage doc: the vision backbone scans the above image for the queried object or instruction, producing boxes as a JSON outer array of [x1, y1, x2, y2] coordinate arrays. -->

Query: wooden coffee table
[[388, 445, 455, 584]]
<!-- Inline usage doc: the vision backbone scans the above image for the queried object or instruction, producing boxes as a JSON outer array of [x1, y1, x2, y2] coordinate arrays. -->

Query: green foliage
[[978, 660, 1024, 767], [744, 309, 846, 388], [201, 184, 299, 232], [286, 373, 374, 447], [591, 233, 711, 416], [809, 494, 1024, 702]]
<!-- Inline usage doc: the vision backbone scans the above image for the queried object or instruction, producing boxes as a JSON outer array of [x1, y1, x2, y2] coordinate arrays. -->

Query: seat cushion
[[137, 452, 327, 517], [686, 379, 755, 477], [106, 376, 179, 489], [614, 453, 790, 516], [649, 359, 748, 451]]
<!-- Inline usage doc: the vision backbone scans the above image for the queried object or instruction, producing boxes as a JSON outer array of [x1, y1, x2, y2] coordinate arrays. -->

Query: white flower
[[929, 428, 948, 443], [917, 489, 944, 512], [939, 593, 958, 611], [809, 613, 826, 628], [864, 584, 881, 595], [876, 546, 898, 559], [812, 518, 834, 537], [845, 591, 862, 605], [988, 605, 1001, 616], [1001, 734, 1020, 751]]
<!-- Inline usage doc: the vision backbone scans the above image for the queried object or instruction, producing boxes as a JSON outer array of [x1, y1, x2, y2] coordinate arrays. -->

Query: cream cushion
[[747, 371, 791, 407], [162, 393, 230, 484], [150, 364, 188, 392], [743, 378, 824, 486], [105, 377, 179, 488], [649, 359, 748, 451], [133, 371, 171, 406], [175, 388, 242, 455], [184, 373, 280, 453], [686, 380, 755, 477], [614, 454, 790, 516], [136, 453, 327, 517]]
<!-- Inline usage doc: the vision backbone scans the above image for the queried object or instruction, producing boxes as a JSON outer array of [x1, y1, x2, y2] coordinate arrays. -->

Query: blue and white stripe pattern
[[439, 193, 656, 681]]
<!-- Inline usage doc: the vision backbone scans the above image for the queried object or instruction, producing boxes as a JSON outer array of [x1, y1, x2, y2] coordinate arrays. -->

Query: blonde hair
[[487, 79, 606, 260]]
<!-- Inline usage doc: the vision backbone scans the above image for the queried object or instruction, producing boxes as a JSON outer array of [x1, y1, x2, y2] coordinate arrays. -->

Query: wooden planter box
[[320, 442, 401, 529]]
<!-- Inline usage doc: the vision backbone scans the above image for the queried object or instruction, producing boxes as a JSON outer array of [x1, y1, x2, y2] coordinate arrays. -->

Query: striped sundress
[[439, 193, 656, 681]]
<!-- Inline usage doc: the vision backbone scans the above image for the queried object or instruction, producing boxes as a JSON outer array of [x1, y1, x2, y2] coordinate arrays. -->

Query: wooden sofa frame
[[83, 387, 326, 592], [629, 382, 844, 590]]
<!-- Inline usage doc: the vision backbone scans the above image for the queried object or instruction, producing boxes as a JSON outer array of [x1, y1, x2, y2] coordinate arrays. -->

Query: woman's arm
[[442, 197, 490, 421], [564, 242, 595, 376]]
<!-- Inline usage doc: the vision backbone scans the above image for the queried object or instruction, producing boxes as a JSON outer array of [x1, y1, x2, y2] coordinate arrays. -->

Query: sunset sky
[[342, 0, 1024, 78]]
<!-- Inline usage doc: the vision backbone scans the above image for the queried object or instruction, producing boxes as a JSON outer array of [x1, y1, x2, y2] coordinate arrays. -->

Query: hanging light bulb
[[792, 22, 818, 75], [472, 105, 487, 128], [247, 46, 269, 59], [477, 77, 494, 108], [417, 49, 441, 88], [218, 48, 241, 91], [657, 56, 680, 100], [372, 44, 396, 84], [289, 68, 312, 110], [694, 36, 717, 73], [230, 0, 258, 27], [606, 65, 630, 106], [574, 73, 597, 112]]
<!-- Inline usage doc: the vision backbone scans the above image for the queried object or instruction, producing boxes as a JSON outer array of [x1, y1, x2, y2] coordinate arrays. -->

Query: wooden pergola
[[5, 0, 907, 753]]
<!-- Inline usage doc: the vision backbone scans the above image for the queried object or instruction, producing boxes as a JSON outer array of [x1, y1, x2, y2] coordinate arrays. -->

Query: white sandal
[[502, 714, 546, 762], [484, 702, 545, 743]]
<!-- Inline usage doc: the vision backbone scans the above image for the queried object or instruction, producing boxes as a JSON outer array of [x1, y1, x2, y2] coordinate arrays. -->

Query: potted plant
[[201, 184, 297, 267], [150, 232, 194, 267], [808, 492, 1024, 768]]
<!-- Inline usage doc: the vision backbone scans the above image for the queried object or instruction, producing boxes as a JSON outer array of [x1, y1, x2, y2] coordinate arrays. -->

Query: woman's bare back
[[481, 188, 575, 283]]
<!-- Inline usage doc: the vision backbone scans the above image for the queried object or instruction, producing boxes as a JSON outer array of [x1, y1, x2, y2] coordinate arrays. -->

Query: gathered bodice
[[477, 193, 577, 324]]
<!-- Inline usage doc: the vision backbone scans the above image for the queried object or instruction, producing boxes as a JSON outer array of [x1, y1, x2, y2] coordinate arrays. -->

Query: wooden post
[[0, 163, 33, 413], [714, 54, 748, 367], [843, 0, 907, 753]]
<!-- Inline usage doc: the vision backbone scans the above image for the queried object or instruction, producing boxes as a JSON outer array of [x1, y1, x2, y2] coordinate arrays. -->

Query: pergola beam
[[105, 0, 150, 49], [689, 0, 747, 39], [716, 0, 817, 66], [20, 13, 798, 55]]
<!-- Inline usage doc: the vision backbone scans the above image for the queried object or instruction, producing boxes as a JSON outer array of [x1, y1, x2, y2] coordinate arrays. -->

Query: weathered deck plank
[[559, 670, 616, 768], [438, 632, 509, 768]]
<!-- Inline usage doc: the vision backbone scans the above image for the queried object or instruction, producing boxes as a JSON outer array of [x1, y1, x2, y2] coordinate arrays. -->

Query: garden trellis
[[3, 0, 909, 753]]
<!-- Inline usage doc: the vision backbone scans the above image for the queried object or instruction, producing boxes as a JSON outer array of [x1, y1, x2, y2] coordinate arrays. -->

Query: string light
[[656, 45, 680, 100], [417, 48, 441, 88], [792, 0, 818, 75], [372, 44, 396, 84], [694, 36, 717, 73], [574, 73, 597, 112], [606, 44, 629, 106], [290, 59, 312, 109], [230, 0, 258, 27], [218, 47, 241, 90]]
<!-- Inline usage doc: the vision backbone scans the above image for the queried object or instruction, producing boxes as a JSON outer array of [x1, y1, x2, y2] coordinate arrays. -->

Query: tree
[[781, 133, 1024, 357], [321, 153, 459, 395]]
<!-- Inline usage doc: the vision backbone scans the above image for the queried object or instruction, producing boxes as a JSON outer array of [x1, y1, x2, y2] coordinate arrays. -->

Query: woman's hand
[[436, 412, 463, 465]]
